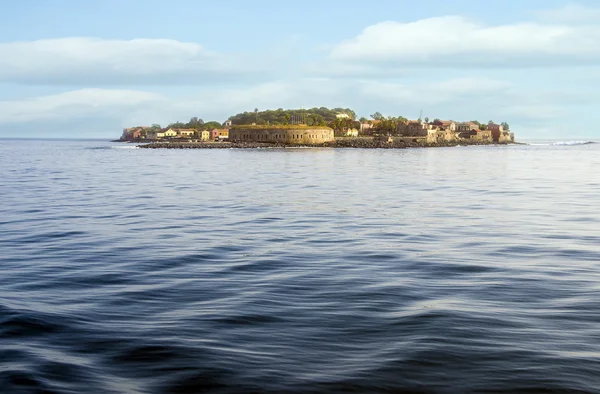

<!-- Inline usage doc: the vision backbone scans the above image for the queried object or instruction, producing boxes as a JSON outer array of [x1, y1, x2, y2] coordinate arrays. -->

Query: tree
[[359, 117, 368, 123], [370, 112, 384, 121], [501, 122, 510, 130], [372, 116, 405, 135], [488, 120, 494, 125], [424, 117, 429, 123], [168, 121, 186, 129], [186, 117, 204, 129], [203, 121, 222, 130], [227, 107, 357, 126]]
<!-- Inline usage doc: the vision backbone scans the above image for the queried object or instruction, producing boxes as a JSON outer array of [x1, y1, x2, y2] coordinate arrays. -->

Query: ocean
[[1, 139, 599, 393]]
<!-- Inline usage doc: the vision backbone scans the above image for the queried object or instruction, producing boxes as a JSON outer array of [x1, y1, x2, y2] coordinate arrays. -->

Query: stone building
[[397, 120, 427, 137], [431, 120, 457, 131], [229, 126, 334, 144]]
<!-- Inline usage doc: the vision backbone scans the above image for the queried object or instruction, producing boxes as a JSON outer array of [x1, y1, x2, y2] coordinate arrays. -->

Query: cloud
[[0, 89, 163, 124], [536, 3, 600, 24], [0, 77, 514, 130], [0, 83, 303, 136], [0, 76, 593, 139], [0, 38, 269, 85], [328, 15, 600, 69]]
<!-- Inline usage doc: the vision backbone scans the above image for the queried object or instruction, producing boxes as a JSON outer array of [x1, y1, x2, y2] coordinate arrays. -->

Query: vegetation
[[229, 107, 356, 126], [372, 116, 408, 134], [125, 110, 512, 138], [370, 112, 384, 121], [230, 124, 331, 130], [162, 117, 224, 131]]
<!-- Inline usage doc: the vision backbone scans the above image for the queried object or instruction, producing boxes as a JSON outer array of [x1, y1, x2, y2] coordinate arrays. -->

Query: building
[[211, 129, 229, 140], [486, 123, 504, 133], [398, 120, 427, 137], [360, 120, 380, 135], [200, 130, 210, 141], [229, 126, 334, 144], [121, 126, 148, 141], [147, 131, 166, 140], [163, 128, 178, 138], [431, 120, 457, 132], [346, 128, 359, 137], [335, 128, 359, 137], [223, 120, 233, 128], [497, 131, 515, 143], [175, 129, 196, 138], [457, 122, 480, 133], [487, 123, 504, 142], [471, 129, 492, 141]]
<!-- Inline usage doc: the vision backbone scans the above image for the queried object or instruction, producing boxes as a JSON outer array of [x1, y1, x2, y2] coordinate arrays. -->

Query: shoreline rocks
[[137, 139, 514, 150]]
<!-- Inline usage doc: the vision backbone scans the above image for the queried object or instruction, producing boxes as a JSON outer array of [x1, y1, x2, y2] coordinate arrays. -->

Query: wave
[[86, 145, 139, 150], [526, 141, 596, 146], [552, 141, 596, 146]]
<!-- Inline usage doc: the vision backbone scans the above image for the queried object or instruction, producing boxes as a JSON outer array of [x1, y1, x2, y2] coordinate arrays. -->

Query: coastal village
[[120, 108, 515, 146]]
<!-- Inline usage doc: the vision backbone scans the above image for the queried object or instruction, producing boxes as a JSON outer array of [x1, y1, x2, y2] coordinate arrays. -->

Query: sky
[[1, 0, 600, 139]]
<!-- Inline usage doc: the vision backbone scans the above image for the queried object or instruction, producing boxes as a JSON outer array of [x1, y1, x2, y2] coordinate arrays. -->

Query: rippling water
[[1, 139, 600, 393]]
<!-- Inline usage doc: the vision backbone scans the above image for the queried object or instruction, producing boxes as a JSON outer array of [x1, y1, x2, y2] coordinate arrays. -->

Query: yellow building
[[147, 131, 166, 139], [200, 130, 210, 141], [176, 129, 196, 138], [164, 128, 178, 138]]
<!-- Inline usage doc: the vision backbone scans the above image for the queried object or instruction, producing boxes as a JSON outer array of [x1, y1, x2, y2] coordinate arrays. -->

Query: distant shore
[[136, 138, 515, 150]]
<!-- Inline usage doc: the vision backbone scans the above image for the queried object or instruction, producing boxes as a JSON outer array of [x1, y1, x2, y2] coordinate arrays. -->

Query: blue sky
[[1, 0, 599, 139]]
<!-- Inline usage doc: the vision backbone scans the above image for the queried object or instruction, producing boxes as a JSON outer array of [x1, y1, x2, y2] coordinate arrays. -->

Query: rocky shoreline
[[136, 138, 514, 150]]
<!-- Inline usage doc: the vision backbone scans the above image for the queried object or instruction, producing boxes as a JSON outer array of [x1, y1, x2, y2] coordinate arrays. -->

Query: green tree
[[168, 121, 186, 129], [227, 107, 357, 126], [185, 117, 204, 129], [501, 122, 510, 130], [359, 117, 368, 123], [203, 121, 222, 130], [370, 112, 384, 121]]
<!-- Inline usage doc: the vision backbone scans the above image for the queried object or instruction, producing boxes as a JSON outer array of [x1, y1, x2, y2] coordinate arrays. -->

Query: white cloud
[[0, 89, 163, 124], [328, 15, 600, 68], [536, 3, 600, 24], [0, 77, 516, 131], [0, 83, 301, 133], [0, 38, 267, 85]]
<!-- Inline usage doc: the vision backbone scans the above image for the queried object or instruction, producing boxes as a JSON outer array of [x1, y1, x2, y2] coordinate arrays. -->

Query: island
[[118, 107, 515, 149]]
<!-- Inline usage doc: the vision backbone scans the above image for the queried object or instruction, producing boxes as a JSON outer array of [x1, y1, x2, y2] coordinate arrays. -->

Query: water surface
[[1, 139, 599, 393]]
